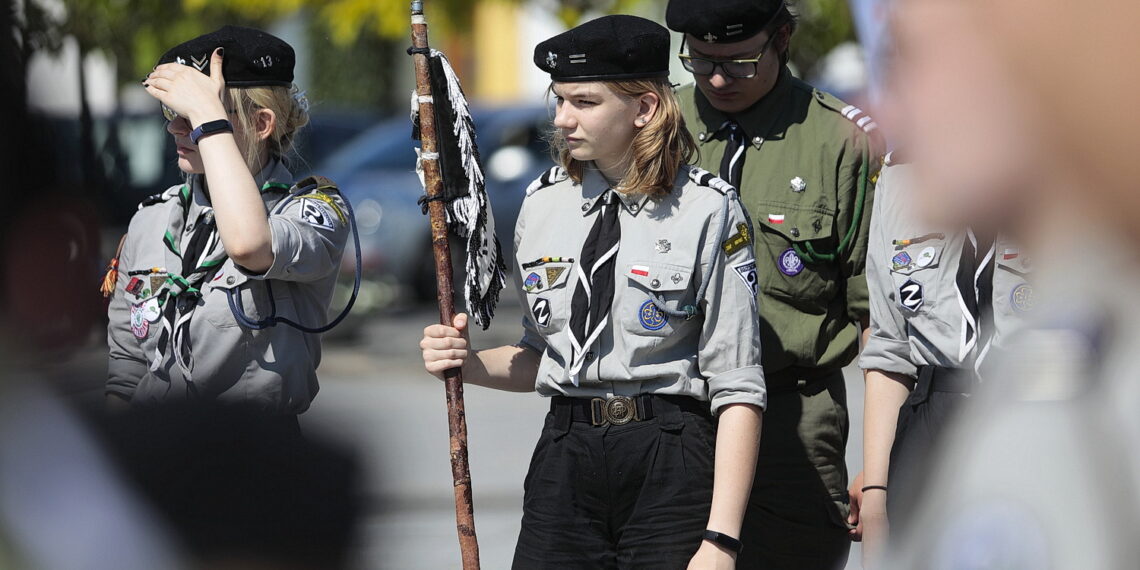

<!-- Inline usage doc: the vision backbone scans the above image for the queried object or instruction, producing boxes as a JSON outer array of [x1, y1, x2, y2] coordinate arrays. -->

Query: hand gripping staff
[[408, 1, 508, 567]]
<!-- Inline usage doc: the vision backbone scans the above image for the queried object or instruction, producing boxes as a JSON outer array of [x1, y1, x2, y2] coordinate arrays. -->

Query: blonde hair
[[550, 78, 696, 197], [226, 84, 310, 173]]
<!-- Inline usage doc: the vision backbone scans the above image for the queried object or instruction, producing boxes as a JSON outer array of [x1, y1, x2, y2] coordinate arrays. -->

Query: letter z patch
[[733, 260, 759, 297], [898, 279, 924, 311], [531, 297, 551, 327]]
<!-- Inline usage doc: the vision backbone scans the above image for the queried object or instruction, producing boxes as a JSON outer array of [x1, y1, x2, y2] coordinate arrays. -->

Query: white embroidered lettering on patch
[[733, 260, 759, 298]]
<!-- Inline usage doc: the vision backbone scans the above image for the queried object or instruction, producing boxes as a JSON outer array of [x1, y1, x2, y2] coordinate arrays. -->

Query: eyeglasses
[[161, 104, 240, 122], [678, 33, 779, 79]]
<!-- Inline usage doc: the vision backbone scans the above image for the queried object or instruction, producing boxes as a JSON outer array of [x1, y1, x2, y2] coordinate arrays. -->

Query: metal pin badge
[[790, 177, 807, 192], [655, 239, 672, 254]]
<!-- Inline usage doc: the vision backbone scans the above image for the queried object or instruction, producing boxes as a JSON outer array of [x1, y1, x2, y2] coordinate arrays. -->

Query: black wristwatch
[[702, 530, 743, 554], [191, 119, 234, 144]]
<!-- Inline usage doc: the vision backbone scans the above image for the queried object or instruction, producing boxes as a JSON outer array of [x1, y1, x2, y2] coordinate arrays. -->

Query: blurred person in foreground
[[855, 0, 1140, 568], [422, 15, 766, 568], [851, 153, 1033, 567], [105, 26, 348, 426], [665, 0, 885, 567]]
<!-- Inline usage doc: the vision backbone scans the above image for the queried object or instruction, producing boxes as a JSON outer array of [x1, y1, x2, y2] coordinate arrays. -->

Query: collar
[[189, 159, 294, 214], [693, 65, 796, 150], [578, 166, 651, 217]]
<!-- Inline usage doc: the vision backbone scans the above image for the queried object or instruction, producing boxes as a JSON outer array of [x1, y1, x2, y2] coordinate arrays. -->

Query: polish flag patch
[[768, 214, 785, 224], [630, 265, 650, 277], [1003, 248, 1019, 260]]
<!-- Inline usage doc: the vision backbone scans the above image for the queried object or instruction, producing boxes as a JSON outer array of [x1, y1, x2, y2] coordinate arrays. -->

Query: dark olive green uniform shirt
[[678, 67, 883, 381]]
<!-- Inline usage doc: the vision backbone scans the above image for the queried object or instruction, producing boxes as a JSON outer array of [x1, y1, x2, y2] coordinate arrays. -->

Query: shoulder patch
[[137, 184, 185, 210], [686, 166, 736, 195], [813, 90, 880, 137], [525, 166, 569, 196], [290, 175, 346, 224]]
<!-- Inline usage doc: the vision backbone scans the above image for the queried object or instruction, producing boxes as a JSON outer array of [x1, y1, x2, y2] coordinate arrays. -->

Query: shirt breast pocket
[[752, 204, 840, 307], [519, 261, 574, 332], [621, 261, 694, 338], [204, 266, 272, 328]]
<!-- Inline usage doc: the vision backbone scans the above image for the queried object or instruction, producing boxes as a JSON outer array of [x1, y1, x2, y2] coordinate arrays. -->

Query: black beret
[[533, 15, 670, 82], [157, 25, 294, 87], [666, 0, 785, 43]]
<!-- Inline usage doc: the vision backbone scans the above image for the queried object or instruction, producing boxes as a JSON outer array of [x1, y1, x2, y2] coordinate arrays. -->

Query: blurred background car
[[316, 103, 553, 329]]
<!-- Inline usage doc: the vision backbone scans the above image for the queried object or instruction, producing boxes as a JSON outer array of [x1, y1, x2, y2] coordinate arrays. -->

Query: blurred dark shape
[[95, 407, 364, 570]]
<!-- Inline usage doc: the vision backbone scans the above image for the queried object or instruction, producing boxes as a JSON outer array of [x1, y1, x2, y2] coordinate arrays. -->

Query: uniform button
[[791, 227, 801, 238], [812, 219, 823, 232], [585, 351, 595, 361], [226, 276, 236, 285], [752, 136, 763, 146], [650, 278, 661, 289], [698, 132, 707, 142], [581, 202, 590, 212]]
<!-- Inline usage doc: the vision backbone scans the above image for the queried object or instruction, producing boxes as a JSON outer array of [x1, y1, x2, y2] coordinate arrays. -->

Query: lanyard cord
[[792, 144, 870, 263], [225, 182, 362, 333]]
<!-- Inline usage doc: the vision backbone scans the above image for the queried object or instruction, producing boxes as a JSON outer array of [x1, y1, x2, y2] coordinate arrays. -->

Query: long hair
[[226, 84, 311, 173], [550, 78, 697, 197]]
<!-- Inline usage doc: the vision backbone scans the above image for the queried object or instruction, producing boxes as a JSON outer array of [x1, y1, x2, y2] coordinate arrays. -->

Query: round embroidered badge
[[639, 299, 668, 331], [778, 248, 804, 276], [1010, 283, 1035, 313]]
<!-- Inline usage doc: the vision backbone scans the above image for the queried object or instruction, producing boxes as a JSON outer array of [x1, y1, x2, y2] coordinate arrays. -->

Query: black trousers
[[887, 366, 972, 528], [512, 396, 716, 569]]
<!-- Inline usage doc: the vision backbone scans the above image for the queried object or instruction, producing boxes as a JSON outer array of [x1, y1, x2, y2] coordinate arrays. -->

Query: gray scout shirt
[[859, 162, 1032, 377], [107, 161, 348, 414], [515, 164, 767, 414]]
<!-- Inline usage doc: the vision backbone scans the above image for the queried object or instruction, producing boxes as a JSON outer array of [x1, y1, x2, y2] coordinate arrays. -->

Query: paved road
[[304, 305, 867, 569]]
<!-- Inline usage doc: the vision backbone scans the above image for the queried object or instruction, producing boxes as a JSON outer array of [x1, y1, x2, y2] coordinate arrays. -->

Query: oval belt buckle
[[604, 396, 637, 425]]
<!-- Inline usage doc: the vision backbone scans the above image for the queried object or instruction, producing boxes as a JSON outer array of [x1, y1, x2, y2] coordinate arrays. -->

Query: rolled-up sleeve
[[859, 168, 919, 377], [106, 234, 147, 399], [242, 191, 349, 282], [699, 195, 766, 414]]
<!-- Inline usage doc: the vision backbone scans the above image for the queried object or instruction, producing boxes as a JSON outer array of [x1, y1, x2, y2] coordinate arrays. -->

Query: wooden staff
[[408, 2, 481, 568]]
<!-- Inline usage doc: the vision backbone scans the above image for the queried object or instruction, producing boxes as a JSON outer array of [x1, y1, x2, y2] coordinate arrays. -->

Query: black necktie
[[719, 122, 746, 189], [567, 190, 621, 385], [956, 229, 996, 372]]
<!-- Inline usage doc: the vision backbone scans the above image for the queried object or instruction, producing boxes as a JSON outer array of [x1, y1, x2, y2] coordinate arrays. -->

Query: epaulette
[[137, 185, 184, 210], [812, 90, 880, 138], [525, 166, 568, 196], [686, 166, 736, 195], [292, 175, 340, 195]]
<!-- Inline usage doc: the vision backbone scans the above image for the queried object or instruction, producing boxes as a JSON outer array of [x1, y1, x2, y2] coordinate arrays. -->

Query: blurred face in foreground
[[978, 0, 1140, 244], [883, 0, 1051, 234]]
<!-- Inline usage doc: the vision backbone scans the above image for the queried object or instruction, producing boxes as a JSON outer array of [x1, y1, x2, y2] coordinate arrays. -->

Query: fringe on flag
[[411, 50, 506, 330]]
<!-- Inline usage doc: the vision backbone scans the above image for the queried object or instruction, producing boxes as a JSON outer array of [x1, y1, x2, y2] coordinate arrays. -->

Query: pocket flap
[[520, 262, 574, 293], [207, 264, 250, 291], [996, 248, 1032, 275], [625, 262, 692, 292], [889, 244, 945, 275], [754, 202, 835, 243]]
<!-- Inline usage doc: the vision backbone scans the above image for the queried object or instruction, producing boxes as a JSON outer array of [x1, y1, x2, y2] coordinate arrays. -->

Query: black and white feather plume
[[412, 50, 506, 329]]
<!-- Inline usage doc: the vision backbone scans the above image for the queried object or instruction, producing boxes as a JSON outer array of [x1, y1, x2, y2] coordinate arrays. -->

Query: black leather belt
[[551, 394, 708, 427]]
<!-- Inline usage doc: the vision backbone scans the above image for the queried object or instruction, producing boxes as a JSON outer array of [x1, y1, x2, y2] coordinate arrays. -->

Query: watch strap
[[702, 530, 743, 554], [191, 119, 234, 145]]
